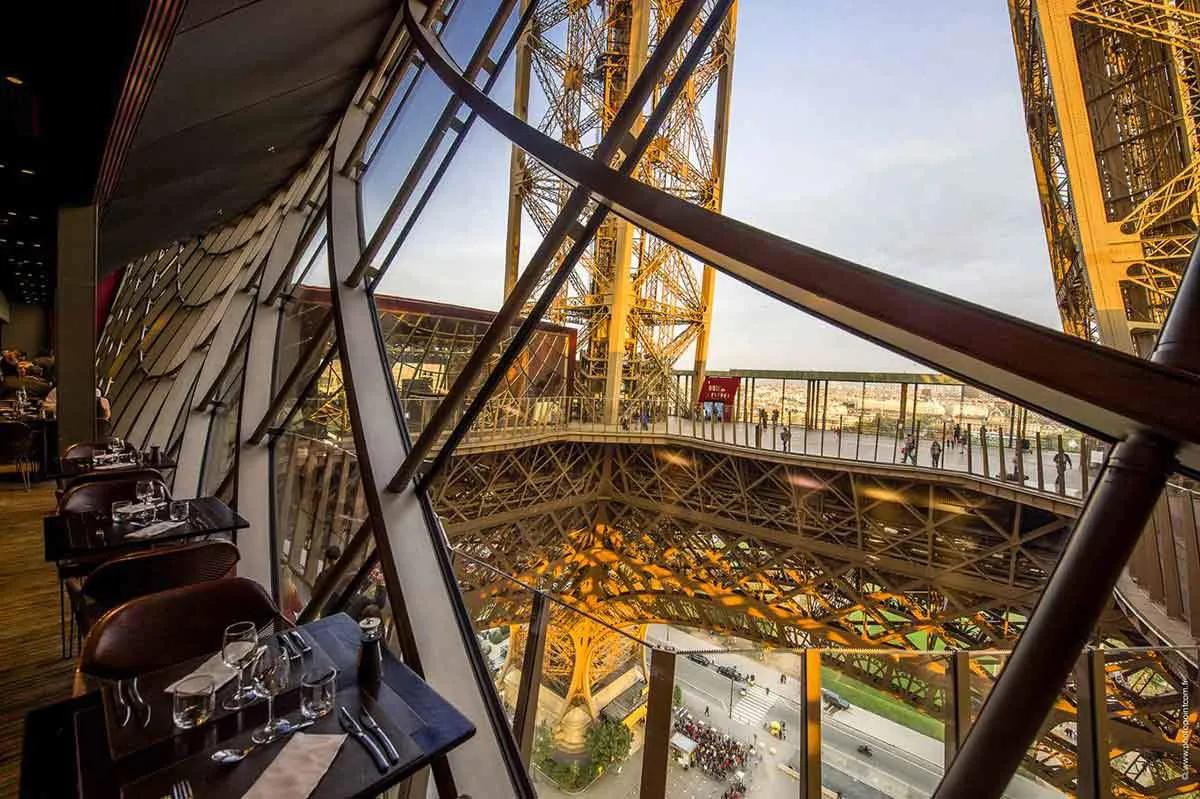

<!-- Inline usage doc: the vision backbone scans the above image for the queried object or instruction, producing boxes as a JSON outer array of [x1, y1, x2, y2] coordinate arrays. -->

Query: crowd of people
[[673, 710, 751, 780]]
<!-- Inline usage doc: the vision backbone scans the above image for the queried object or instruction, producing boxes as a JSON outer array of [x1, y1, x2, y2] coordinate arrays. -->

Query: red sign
[[698, 376, 741, 403]]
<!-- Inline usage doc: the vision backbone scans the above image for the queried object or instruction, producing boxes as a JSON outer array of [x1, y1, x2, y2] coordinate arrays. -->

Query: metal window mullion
[[325, 96, 532, 797], [237, 209, 308, 592], [512, 591, 551, 764], [246, 312, 336, 445], [638, 648, 676, 799], [346, 0, 520, 287], [173, 291, 254, 498]]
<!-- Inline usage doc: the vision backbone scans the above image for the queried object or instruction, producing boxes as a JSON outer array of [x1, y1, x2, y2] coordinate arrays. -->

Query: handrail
[[400, 4, 1200, 480]]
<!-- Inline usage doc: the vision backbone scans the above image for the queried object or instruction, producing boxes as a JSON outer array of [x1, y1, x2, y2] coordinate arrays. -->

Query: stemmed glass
[[250, 643, 292, 743], [135, 480, 153, 505], [221, 621, 261, 710]]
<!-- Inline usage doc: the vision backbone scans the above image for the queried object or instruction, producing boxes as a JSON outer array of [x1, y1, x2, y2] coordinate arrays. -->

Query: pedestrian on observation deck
[[1054, 450, 1072, 493], [952, 423, 962, 448], [780, 426, 791, 452], [930, 439, 943, 468], [771, 409, 779, 427]]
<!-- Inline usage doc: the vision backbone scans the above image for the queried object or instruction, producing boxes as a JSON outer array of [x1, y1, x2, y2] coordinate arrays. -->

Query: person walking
[[1054, 449, 1073, 494], [930, 439, 943, 468]]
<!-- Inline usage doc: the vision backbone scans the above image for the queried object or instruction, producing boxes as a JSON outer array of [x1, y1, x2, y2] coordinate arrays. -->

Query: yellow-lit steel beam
[[602, 2, 650, 424], [1033, 0, 1145, 353]]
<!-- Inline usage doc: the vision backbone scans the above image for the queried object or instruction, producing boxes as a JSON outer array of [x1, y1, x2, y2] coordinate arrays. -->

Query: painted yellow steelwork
[[1011, 0, 1200, 355], [505, 1, 737, 419]]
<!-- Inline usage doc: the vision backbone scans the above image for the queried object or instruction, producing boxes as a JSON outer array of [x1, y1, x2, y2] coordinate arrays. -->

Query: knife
[[359, 707, 400, 764], [278, 632, 300, 660], [287, 629, 312, 655], [339, 706, 389, 772]]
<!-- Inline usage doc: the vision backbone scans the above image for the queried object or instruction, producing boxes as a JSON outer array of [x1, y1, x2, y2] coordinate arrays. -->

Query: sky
[[359, 0, 1062, 373]]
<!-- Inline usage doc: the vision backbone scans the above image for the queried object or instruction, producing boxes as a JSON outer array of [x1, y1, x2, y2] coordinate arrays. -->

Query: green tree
[[673, 685, 683, 706], [585, 718, 632, 769], [533, 723, 555, 765]]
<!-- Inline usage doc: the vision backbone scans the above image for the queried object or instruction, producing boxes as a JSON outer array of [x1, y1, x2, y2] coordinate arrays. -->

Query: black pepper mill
[[357, 617, 383, 695]]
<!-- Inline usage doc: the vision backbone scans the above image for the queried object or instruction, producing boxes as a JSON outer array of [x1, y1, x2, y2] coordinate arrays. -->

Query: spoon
[[210, 719, 316, 764]]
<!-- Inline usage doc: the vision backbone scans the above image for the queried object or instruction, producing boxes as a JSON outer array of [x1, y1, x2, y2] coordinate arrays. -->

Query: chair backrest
[[80, 577, 284, 682], [62, 441, 137, 462], [59, 478, 167, 514], [81, 541, 240, 611], [61, 467, 164, 495], [0, 421, 34, 460]]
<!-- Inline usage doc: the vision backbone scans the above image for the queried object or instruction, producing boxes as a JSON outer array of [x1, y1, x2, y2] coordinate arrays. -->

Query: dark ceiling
[[0, 1, 149, 304], [99, 0, 397, 273]]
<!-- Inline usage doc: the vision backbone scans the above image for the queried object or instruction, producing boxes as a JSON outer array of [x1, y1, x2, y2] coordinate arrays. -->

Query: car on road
[[716, 664, 746, 682], [822, 688, 851, 711], [687, 653, 712, 667]]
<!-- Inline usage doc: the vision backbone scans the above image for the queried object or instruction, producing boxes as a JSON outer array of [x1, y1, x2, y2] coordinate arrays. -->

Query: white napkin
[[164, 651, 238, 694], [123, 520, 185, 540], [241, 734, 347, 798], [93, 462, 135, 471]]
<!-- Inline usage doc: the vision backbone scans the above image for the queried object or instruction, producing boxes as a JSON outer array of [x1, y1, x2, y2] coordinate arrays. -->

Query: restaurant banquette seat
[[76, 577, 288, 694], [66, 541, 240, 641]]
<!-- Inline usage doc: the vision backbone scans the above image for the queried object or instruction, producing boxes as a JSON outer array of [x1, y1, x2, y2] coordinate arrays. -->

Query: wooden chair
[[0, 421, 38, 489], [76, 577, 288, 694], [57, 467, 165, 501], [66, 540, 240, 641], [58, 477, 167, 515]]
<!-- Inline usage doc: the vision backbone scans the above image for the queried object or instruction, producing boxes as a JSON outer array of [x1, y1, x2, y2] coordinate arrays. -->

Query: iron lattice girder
[[438, 437, 1199, 796], [513, 0, 732, 402], [1011, 0, 1200, 349]]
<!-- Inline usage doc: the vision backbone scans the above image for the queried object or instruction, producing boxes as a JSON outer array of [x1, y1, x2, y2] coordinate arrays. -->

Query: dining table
[[44, 497, 250, 563], [20, 613, 476, 798], [59, 453, 179, 480]]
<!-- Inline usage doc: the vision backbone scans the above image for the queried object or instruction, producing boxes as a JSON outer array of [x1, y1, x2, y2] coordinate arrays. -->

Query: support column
[[56, 205, 99, 453], [639, 648, 676, 799], [512, 592, 551, 765], [944, 651, 972, 767], [1034, 0, 1141, 352], [798, 649, 822, 798], [503, 0, 533, 298], [1074, 650, 1112, 798], [602, 0, 650, 425]]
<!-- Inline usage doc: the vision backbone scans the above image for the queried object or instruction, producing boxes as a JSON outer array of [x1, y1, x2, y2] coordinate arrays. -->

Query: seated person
[[0, 350, 20, 379]]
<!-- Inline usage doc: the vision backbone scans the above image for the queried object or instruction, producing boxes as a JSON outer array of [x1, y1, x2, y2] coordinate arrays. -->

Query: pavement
[[649, 625, 1066, 799], [666, 418, 1092, 499]]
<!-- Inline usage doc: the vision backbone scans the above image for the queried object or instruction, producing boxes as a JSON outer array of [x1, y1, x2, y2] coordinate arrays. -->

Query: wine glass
[[250, 643, 292, 743], [221, 621, 261, 710], [135, 480, 153, 505]]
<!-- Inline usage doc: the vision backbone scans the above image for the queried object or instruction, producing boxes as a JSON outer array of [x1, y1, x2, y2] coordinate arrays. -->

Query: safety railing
[[451, 548, 1199, 799], [393, 393, 1100, 502]]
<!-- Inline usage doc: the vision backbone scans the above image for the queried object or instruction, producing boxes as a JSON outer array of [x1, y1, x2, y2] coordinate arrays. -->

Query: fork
[[170, 778, 193, 799]]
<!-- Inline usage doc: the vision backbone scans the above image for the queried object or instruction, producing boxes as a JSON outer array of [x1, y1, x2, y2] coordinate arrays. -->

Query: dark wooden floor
[[0, 481, 74, 797]]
